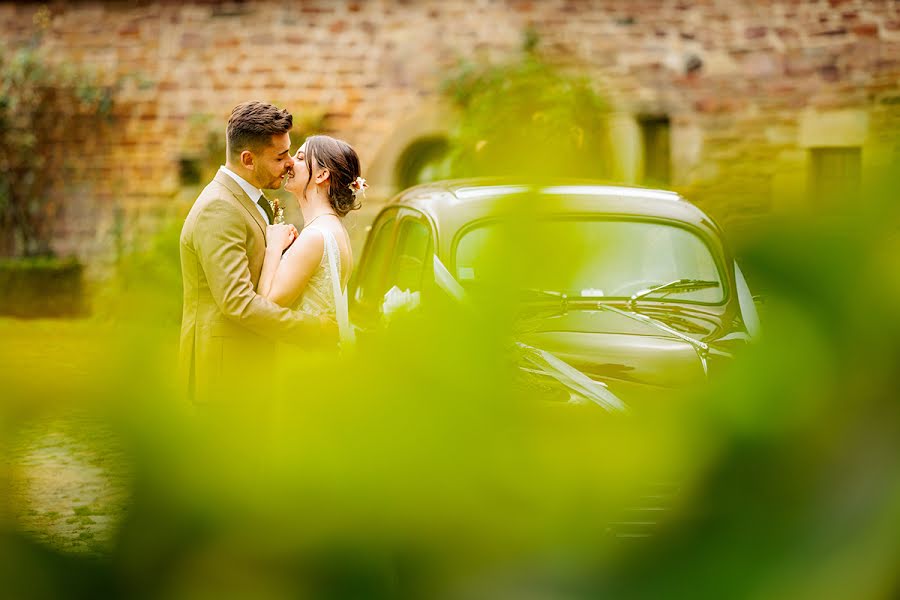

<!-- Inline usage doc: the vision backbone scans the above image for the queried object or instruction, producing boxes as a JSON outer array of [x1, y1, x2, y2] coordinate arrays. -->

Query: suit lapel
[[213, 170, 267, 236]]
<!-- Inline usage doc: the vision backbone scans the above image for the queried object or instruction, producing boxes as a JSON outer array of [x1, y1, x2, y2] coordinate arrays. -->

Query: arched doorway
[[365, 102, 453, 199], [393, 135, 451, 190]]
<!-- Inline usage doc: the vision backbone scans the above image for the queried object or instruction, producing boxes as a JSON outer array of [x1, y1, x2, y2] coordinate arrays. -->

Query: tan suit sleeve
[[193, 199, 327, 344]]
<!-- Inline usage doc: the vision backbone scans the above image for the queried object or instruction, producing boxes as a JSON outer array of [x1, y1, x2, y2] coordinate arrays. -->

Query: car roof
[[383, 179, 726, 251]]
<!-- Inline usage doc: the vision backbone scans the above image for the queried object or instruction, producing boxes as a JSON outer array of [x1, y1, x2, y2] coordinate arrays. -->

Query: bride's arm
[[257, 224, 295, 299], [258, 227, 325, 307]]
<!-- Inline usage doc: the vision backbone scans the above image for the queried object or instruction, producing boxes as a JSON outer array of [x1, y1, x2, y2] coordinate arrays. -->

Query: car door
[[350, 207, 435, 327], [350, 207, 399, 327], [384, 209, 434, 298]]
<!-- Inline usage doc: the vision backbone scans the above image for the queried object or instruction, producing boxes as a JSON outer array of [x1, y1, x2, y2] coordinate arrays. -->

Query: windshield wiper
[[629, 279, 719, 307], [521, 288, 568, 301], [518, 288, 570, 311], [596, 303, 713, 375]]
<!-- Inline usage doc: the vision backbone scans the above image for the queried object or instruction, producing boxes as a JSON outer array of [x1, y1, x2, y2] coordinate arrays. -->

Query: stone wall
[[1, 0, 898, 270]]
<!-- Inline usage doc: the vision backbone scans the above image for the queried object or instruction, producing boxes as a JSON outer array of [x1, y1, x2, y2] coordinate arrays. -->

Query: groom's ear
[[240, 149, 255, 170]]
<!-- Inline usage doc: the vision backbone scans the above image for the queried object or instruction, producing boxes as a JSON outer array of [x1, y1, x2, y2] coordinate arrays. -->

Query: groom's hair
[[226, 101, 293, 161]]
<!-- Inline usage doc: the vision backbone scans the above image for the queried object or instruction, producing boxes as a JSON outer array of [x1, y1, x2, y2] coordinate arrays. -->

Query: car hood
[[516, 309, 712, 388]]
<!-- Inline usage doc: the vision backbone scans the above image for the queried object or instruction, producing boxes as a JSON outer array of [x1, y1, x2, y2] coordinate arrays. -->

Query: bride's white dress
[[291, 224, 355, 346]]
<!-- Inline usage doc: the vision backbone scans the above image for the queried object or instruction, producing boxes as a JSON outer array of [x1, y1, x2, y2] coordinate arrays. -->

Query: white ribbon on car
[[516, 342, 628, 414]]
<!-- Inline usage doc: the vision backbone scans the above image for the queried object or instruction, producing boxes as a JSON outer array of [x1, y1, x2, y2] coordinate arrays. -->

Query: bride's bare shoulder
[[283, 226, 325, 264], [297, 225, 326, 241]]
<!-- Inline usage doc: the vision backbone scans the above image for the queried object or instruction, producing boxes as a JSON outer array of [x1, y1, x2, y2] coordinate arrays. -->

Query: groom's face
[[251, 132, 293, 190]]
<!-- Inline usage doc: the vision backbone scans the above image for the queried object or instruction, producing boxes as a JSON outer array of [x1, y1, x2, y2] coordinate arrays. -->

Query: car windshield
[[454, 217, 725, 304]]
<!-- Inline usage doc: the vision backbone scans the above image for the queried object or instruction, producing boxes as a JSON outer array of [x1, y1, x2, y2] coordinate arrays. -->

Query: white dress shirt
[[220, 166, 270, 224]]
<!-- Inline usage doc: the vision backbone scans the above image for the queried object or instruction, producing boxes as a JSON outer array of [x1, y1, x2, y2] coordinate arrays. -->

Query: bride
[[257, 135, 365, 345]]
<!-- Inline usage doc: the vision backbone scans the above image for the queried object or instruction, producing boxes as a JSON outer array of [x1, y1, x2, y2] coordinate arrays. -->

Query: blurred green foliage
[[1, 20, 898, 592], [2, 168, 899, 598], [441, 36, 612, 181]]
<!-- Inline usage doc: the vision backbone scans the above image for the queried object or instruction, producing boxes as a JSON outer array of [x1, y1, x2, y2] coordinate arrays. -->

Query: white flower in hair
[[349, 176, 369, 198]]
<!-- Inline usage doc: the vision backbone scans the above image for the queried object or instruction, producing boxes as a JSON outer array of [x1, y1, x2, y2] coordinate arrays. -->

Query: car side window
[[387, 217, 433, 294], [355, 211, 398, 308]]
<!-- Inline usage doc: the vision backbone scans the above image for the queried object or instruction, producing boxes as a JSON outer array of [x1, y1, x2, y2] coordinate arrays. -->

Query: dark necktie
[[256, 194, 274, 225]]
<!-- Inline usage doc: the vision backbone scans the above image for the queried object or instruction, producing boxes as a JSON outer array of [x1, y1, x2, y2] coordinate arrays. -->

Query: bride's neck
[[299, 188, 334, 224]]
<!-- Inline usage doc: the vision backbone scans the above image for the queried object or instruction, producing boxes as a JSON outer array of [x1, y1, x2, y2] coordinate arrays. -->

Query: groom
[[179, 101, 333, 404]]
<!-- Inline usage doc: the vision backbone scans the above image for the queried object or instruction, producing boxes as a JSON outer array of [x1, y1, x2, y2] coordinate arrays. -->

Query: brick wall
[[1, 0, 898, 270]]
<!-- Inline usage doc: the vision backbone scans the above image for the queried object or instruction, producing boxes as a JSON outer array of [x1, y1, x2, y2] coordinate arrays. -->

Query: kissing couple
[[178, 101, 366, 405]]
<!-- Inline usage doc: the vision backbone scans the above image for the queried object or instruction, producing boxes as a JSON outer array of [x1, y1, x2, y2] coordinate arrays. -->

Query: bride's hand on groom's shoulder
[[266, 224, 298, 252]]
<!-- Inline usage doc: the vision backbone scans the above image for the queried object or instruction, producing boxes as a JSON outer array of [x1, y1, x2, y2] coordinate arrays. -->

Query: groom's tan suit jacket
[[179, 169, 323, 404]]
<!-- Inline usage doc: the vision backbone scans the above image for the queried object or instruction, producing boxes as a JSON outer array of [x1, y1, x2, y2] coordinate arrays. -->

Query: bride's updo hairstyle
[[304, 135, 364, 218]]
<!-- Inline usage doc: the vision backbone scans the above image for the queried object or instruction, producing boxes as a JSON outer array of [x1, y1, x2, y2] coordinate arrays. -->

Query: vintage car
[[348, 180, 759, 413]]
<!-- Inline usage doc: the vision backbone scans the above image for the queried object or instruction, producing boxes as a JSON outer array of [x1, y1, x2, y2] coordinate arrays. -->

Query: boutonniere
[[271, 198, 285, 224]]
